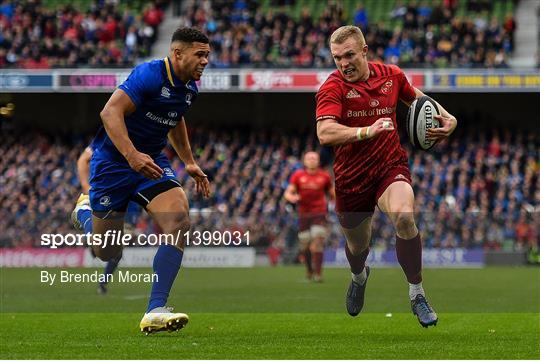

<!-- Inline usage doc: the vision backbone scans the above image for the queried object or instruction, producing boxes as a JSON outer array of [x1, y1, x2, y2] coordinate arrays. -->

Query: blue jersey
[[88, 57, 191, 213], [91, 57, 198, 163]]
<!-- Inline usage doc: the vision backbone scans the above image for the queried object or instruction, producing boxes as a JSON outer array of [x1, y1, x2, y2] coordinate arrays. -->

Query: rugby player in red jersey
[[284, 152, 334, 282], [316, 26, 457, 327]]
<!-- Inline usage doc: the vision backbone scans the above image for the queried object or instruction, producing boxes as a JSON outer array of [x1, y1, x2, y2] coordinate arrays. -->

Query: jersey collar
[[163, 56, 188, 88]]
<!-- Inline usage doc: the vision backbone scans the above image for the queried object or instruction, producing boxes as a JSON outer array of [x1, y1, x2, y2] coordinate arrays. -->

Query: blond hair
[[329, 25, 366, 47]]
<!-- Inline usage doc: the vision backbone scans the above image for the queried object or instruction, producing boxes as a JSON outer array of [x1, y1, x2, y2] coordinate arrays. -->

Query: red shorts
[[335, 161, 412, 228], [298, 213, 327, 232]]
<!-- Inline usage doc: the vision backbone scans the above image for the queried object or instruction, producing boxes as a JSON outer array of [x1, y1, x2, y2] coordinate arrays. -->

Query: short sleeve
[[316, 81, 342, 122], [289, 170, 300, 187], [118, 62, 161, 107], [397, 68, 416, 104]]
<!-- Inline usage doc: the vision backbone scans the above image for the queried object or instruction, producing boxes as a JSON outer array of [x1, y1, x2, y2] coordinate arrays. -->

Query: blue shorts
[[89, 152, 181, 214]]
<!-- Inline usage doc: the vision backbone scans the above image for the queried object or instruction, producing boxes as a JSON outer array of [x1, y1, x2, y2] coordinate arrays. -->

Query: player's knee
[[394, 211, 417, 237], [161, 211, 190, 235], [344, 227, 371, 252], [310, 238, 324, 252], [347, 240, 369, 255]]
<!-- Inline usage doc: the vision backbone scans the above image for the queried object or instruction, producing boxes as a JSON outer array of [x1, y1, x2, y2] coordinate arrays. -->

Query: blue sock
[[147, 244, 183, 312], [77, 208, 93, 234], [101, 254, 121, 286]]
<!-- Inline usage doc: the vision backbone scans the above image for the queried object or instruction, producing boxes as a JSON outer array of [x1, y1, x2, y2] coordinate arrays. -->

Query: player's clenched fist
[[126, 150, 163, 179], [367, 117, 394, 139]]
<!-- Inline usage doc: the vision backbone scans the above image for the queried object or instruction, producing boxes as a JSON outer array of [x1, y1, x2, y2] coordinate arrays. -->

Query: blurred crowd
[[179, 0, 516, 68], [0, 123, 537, 252], [0, 0, 166, 68], [0, 0, 517, 69]]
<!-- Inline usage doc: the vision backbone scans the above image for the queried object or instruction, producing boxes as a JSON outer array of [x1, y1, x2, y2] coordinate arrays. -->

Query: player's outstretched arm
[[403, 87, 457, 142], [77, 147, 92, 194], [100, 89, 163, 179], [317, 118, 394, 146], [168, 118, 210, 197]]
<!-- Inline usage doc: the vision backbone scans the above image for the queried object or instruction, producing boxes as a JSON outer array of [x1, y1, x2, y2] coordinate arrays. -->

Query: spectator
[[353, 3, 368, 30], [0, 0, 166, 68]]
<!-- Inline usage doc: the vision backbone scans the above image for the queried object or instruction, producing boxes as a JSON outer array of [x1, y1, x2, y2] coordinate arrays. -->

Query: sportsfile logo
[[346, 88, 362, 98], [346, 106, 396, 118]]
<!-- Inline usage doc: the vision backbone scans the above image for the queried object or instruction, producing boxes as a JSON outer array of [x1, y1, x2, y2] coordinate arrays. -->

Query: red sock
[[304, 249, 313, 276], [312, 251, 323, 276], [396, 232, 423, 284], [345, 244, 369, 274]]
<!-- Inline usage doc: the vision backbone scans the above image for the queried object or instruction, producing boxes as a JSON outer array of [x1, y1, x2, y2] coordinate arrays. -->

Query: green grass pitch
[[1, 266, 539, 359]]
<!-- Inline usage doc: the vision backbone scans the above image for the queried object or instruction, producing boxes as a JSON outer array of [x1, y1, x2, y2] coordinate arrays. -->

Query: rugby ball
[[406, 95, 440, 150]]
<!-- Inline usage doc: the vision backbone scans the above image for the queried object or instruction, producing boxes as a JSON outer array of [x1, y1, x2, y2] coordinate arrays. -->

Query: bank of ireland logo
[[369, 99, 379, 107], [381, 80, 393, 94], [100, 196, 111, 207], [185, 93, 192, 105], [168, 111, 177, 118]]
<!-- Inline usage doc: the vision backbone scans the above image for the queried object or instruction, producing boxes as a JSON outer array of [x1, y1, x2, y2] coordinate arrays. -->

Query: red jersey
[[315, 62, 416, 194], [289, 168, 332, 215]]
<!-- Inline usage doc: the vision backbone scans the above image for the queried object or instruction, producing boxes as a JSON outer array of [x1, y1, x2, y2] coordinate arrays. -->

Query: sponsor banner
[[325, 248, 484, 267], [244, 70, 331, 91], [57, 71, 130, 91], [84, 247, 255, 268], [0, 248, 85, 267], [56, 70, 239, 92], [0, 72, 53, 90], [1, 69, 538, 92], [244, 70, 424, 91], [432, 73, 540, 90], [198, 72, 239, 91]]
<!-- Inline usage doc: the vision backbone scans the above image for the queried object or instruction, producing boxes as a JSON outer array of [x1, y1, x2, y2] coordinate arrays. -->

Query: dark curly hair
[[171, 27, 209, 44]]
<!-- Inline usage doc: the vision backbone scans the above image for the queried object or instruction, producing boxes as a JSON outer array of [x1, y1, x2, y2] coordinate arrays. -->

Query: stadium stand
[[0, 0, 518, 69], [0, 0, 167, 68], [0, 123, 537, 251], [176, 0, 517, 68]]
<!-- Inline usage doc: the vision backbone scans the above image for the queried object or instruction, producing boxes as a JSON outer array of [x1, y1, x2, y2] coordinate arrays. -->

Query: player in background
[[284, 151, 334, 282], [316, 26, 457, 327], [71, 28, 211, 334], [76, 146, 142, 295]]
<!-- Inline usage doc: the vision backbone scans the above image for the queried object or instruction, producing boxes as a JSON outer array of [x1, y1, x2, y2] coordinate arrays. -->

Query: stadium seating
[[0, 124, 537, 251], [0, 0, 167, 68], [0, 0, 517, 69], [179, 0, 516, 68]]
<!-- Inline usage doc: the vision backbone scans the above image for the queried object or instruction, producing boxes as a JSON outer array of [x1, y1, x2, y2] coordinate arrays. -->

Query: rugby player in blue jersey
[[71, 28, 211, 334]]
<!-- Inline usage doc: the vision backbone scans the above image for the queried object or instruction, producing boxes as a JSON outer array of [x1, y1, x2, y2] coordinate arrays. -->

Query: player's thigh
[[146, 186, 190, 236], [91, 212, 124, 261], [377, 180, 414, 217], [377, 180, 416, 230], [340, 216, 372, 251], [310, 224, 327, 252], [297, 230, 311, 250]]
